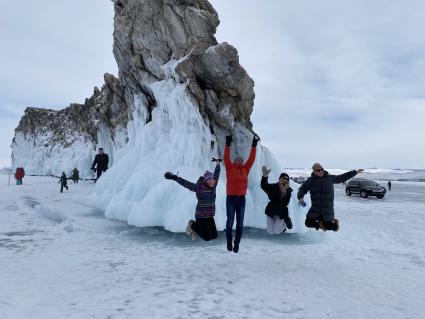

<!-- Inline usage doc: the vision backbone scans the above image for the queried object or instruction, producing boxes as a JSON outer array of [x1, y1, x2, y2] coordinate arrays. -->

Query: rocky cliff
[[12, 74, 128, 177], [11, 0, 303, 232]]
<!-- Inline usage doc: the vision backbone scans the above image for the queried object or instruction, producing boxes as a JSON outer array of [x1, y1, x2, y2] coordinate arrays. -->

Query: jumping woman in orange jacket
[[224, 134, 259, 253]]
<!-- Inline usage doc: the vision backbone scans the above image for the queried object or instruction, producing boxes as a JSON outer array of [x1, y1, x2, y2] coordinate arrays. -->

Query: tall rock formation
[[12, 0, 306, 232]]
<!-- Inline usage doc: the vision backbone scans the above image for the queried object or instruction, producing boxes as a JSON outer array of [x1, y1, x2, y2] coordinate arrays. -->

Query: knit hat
[[279, 173, 289, 180], [203, 171, 215, 182]]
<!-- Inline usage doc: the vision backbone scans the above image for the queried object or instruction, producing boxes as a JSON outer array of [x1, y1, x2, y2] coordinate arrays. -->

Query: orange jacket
[[224, 146, 256, 196]]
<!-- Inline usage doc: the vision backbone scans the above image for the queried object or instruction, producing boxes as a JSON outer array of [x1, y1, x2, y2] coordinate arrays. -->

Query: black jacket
[[297, 170, 357, 221], [60, 175, 67, 186], [91, 153, 109, 171], [261, 176, 292, 219]]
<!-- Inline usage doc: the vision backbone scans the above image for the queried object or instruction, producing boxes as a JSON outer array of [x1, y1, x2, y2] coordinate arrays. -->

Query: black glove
[[252, 135, 260, 147], [212, 158, 222, 163], [164, 172, 178, 181], [225, 135, 232, 146]]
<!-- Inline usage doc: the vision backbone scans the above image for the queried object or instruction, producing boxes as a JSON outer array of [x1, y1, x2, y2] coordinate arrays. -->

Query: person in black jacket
[[298, 163, 364, 231], [260, 166, 293, 234], [59, 172, 69, 193], [91, 148, 109, 183]]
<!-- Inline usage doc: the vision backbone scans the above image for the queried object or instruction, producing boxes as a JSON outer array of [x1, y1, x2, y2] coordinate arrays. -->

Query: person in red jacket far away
[[224, 134, 260, 253], [14, 167, 25, 185]]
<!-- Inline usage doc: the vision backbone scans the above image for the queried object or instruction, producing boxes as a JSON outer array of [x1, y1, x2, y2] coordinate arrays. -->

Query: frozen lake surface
[[0, 175, 424, 318]]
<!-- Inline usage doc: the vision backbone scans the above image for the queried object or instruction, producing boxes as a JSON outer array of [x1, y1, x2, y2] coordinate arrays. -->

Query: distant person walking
[[260, 166, 293, 235], [298, 163, 364, 231], [71, 168, 80, 183], [224, 134, 259, 253], [59, 172, 69, 193], [14, 167, 25, 185], [164, 159, 221, 241], [91, 148, 109, 183], [388, 180, 392, 191]]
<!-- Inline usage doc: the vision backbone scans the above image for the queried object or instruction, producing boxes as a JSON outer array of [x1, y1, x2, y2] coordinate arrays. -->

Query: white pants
[[266, 216, 286, 235]]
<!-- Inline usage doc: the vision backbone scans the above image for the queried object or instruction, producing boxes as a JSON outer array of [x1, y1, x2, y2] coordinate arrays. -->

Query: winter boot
[[227, 241, 233, 252], [284, 217, 293, 230], [318, 220, 327, 231], [332, 219, 340, 232], [233, 243, 239, 253]]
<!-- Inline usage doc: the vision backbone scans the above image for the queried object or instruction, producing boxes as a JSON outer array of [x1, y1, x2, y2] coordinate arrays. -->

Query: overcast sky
[[1, 0, 424, 169]]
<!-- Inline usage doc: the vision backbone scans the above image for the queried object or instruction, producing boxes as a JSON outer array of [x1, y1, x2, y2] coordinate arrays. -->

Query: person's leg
[[266, 216, 275, 235], [65, 185, 69, 190], [274, 216, 286, 234], [191, 219, 209, 241], [226, 196, 236, 250], [233, 196, 246, 251], [209, 218, 218, 240], [60, 184, 63, 193]]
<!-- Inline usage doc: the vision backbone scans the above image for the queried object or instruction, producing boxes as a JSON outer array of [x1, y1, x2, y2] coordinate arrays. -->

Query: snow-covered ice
[[0, 174, 424, 318]]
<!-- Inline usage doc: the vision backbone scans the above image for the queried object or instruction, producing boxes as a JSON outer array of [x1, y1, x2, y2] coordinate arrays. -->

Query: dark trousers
[[305, 216, 338, 231], [226, 195, 246, 246], [60, 184, 68, 193], [191, 217, 218, 241], [94, 168, 107, 183]]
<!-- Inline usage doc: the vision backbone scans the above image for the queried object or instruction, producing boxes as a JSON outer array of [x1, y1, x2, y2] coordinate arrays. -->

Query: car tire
[[360, 190, 368, 198], [377, 195, 384, 199], [346, 189, 352, 196]]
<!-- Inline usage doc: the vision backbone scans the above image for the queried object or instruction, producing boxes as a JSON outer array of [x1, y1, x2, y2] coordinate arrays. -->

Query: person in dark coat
[[164, 160, 221, 241], [91, 148, 109, 183], [59, 172, 69, 193], [71, 168, 79, 183], [260, 166, 293, 234], [297, 163, 364, 231], [387, 180, 392, 191]]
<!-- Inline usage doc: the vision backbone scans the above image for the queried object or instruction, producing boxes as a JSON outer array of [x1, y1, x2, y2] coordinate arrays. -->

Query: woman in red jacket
[[224, 134, 259, 253]]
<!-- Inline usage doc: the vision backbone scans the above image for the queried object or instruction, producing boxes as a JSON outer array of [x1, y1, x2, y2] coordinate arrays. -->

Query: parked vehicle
[[345, 178, 386, 199], [293, 176, 307, 184]]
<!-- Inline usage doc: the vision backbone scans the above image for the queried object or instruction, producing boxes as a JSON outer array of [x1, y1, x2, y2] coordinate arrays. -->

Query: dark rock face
[[12, 0, 257, 176], [112, 0, 255, 132]]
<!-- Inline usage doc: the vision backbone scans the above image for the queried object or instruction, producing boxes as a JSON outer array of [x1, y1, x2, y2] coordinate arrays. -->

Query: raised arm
[[333, 170, 357, 184], [224, 146, 232, 170], [213, 164, 221, 184], [244, 147, 257, 172], [260, 176, 272, 195], [176, 177, 197, 192], [164, 172, 196, 192]]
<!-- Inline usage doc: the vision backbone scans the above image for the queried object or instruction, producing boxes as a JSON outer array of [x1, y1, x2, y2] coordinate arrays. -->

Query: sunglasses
[[281, 177, 289, 180], [315, 168, 324, 172]]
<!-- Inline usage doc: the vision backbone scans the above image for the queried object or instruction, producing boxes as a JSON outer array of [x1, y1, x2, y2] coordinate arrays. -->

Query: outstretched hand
[[164, 172, 178, 181], [262, 166, 271, 177], [356, 169, 365, 174]]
